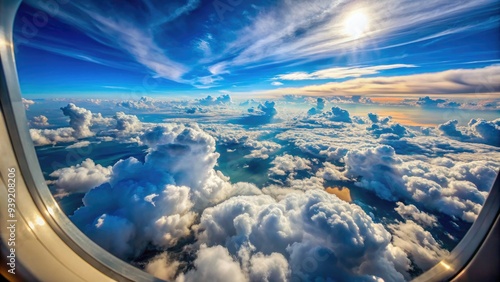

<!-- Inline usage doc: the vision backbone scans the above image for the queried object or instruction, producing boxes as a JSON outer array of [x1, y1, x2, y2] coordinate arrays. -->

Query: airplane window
[[9, 0, 500, 281]]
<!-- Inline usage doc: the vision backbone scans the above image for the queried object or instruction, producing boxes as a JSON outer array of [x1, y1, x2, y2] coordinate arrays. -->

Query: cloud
[[114, 112, 143, 134], [194, 190, 410, 281], [61, 103, 94, 138], [179, 245, 248, 282], [197, 94, 232, 106], [251, 65, 500, 96], [325, 106, 352, 123], [30, 115, 49, 127], [316, 162, 349, 181], [332, 145, 494, 222], [438, 118, 500, 146], [415, 96, 447, 107], [394, 202, 438, 228], [30, 127, 76, 146], [241, 101, 279, 125], [69, 123, 242, 259], [271, 81, 284, 86], [274, 64, 416, 80], [307, 98, 326, 116], [243, 140, 281, 160], [145, 253, 181, 281], [66, 141, 91, 149], [389, 220, 449, 271], [269, 154, 312, 178], [25, 0, 190, 82], [117, 96, 157, 111], [368, 113, 391, 124], [207, 0, 496, 78], [250, 101, 278, 117], [22, 98, 34, 109], [30, 103, 102, 145], [468, 118, 500, 146], [49, 158, 111, 198]]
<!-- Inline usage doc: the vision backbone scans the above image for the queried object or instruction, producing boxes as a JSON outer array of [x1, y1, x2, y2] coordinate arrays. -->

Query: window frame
[[0, 0, 498, 281]]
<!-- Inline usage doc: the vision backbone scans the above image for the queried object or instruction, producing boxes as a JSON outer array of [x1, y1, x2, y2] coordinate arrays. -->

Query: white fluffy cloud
[[389, 220, 449, 271], [331, 145, 495, 222], [70, 124, 238, 259], [394, 202, 438, 228], [30, 103, 95, 145], [30, 115, 49, 127], [118, 96, 158, 110], [197, 94, 232, 106], [179, 245, 248, 282], [30, 127, 76, 146], [61, 103, 95, 138], [194, 190, 410, 281], [438, 118, 500, 146], [22, 98, 35, 109], [114, 112, 143, 134], [49, 159, 112, 198], [244, 140, 281, 160], [269, 154, 311, 177]]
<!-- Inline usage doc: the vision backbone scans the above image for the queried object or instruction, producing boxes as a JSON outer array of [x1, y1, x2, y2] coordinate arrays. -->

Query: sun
[[343, 10, 370, 39]]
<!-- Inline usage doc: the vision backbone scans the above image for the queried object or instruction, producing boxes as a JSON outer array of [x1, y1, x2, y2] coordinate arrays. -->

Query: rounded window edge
[[0, 1, 498, 281], [0, 0, 162, 281]]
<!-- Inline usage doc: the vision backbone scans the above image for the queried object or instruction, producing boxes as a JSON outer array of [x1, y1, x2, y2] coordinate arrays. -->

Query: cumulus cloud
[[243, 140, 281, 160], [61, 103, 95, 138], [22, 98, 35, 109], [249, 101, 278, 117], [327, 106, 352, 122], [30, 103, 97, 145], [316, 162, 349, 181], [114, 111, 143, 134], [49, 158, 111, 198], [438, 118, 500, 146], [179, 245, 247, 282], [70, 124, 237, 259], [468, 118, 500, 146], [394, 202, 438, 228], [30, 115, 49, 127], [368, 112, 390, 124], [415, 96, 447, 107], [185, 107, 208, 114], [194, 190, 410, 281], [242, 101, 279, 125], [329, 145, 495, 222], [307, 98, 326, 115], [197, 94, 232, 106], [118, 96, 157, 110], [30, 127, 76, 146], [269, 154, 312, 178], [145, 253, 181, 281], [389, 220, 449, 271]]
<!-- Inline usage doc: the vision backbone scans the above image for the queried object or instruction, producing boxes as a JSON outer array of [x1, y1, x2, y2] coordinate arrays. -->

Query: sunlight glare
[[343, 10, 370, 39]]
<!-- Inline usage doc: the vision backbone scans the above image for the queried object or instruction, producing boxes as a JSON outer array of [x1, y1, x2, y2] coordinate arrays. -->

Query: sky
[[15, 1, 500, 279], [13, 0, 500, 98]]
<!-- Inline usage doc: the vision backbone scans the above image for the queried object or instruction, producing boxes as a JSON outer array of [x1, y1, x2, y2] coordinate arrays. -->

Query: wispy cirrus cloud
[[207, 0, 498, 74], [24, 0, 196, 82], [274, 64, 416, 81], [254, 65, 500, 96]]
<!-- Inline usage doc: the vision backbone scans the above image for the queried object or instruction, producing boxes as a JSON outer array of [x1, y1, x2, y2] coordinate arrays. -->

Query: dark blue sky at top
[[13, 0, 500, 98]]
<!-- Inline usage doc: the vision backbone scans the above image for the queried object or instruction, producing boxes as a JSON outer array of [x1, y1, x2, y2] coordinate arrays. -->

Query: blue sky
[[13, 0, 500, 98]]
